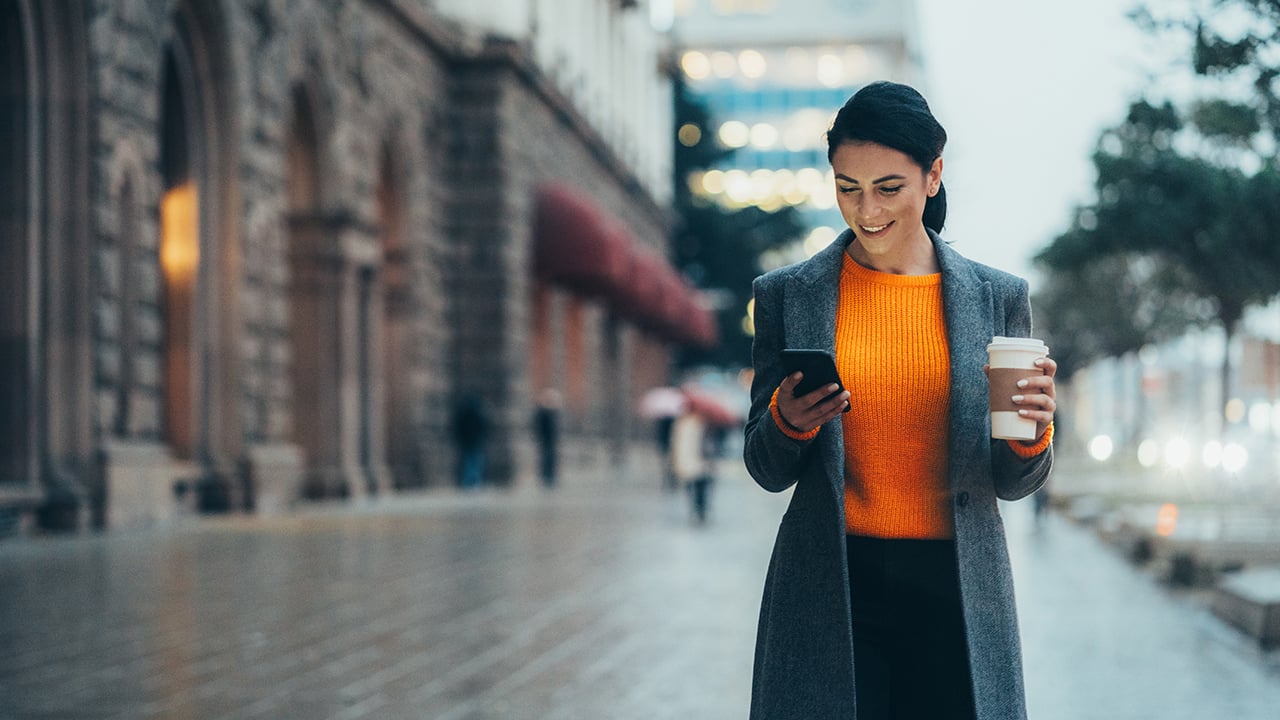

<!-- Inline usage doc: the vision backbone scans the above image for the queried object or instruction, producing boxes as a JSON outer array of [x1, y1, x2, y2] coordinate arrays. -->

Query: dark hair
[[826, 81, 948, 233]]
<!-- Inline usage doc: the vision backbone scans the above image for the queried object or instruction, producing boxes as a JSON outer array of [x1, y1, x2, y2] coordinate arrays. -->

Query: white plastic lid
[[987, 336, 1048, 354]]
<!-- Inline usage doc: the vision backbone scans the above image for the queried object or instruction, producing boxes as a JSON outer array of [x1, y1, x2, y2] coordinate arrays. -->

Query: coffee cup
[[986, 336, 1048, 441]]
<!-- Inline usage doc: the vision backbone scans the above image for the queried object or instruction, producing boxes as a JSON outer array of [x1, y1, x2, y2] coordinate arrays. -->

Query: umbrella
[[639, 386, 687, 419], [682, 389, 741, 428]]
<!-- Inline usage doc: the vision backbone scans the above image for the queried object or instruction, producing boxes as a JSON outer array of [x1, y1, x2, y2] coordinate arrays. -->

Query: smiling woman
[[742, 81, 1057, 720]]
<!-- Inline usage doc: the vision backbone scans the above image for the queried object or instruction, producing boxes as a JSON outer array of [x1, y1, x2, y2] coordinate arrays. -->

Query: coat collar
[[784, 228, 983, 350], [932, 229, 995, 479]]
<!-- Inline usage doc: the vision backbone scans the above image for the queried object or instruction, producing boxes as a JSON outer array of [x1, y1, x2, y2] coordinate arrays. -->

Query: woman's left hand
[[1012, 356, 1057, 440]]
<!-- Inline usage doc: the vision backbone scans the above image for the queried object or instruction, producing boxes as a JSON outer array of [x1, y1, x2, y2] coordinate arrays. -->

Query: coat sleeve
[[742, 274, 819, 493], [991, 277, 1053, 501]]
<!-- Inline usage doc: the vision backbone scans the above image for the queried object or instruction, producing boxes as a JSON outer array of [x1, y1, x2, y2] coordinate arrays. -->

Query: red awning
[[533, 182, 718, 350], [534, 183, 630, 297], [609, 247, 719, 349], [682, 295, 720, 349], [613, 248, 667, 325], [659, 274, 719, 350]]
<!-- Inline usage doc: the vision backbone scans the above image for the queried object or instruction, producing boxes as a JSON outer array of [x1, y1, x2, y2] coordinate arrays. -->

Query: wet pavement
[[2, 462, 1280, 720]]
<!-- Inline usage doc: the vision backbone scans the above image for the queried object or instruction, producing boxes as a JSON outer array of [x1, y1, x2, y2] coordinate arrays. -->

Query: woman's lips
[[859, 221, 892, 237]]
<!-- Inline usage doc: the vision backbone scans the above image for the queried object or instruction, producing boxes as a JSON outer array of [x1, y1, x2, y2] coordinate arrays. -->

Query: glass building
[[668, 0, 925, 265]]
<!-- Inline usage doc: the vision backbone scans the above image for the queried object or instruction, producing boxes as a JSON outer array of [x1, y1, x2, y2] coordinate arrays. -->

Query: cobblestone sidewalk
[[2, 463, 1279, 719]]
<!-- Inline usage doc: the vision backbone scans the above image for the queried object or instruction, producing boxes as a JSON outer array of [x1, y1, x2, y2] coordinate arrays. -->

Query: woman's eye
[[880, 186, 903, 194], [837, 186, 858, 194]]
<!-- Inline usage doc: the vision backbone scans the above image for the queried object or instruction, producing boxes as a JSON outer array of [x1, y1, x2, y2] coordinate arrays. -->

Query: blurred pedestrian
[[452, 393, 488, 490], [655, 416, 677, 492], [670, 400, 713, 525], [742, 81, 1056, 720], [533, 388, 561, 488]]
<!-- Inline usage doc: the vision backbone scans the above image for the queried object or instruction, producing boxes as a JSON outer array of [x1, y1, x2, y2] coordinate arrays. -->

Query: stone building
[[1, 0, 708, 535]]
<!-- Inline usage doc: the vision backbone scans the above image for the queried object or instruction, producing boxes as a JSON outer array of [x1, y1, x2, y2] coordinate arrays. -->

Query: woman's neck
[[845, 229, 939, 276]]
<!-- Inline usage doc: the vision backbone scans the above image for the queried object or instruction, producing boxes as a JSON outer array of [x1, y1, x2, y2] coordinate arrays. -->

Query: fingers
[[778, 371, 802, 395], [1012, 356, 1057, 437], [1035, 356, 1057, 378], [776, 375, 850, 433], [1015, 357, 1057, 398]]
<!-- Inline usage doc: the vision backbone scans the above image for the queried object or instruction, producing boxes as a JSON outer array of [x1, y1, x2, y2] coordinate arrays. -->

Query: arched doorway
[[158, 1, 243, 512], [159, 47, 198, 462]]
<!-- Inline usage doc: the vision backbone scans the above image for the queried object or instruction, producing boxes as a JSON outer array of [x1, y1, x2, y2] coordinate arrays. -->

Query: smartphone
[[780, 349, 849, 412]]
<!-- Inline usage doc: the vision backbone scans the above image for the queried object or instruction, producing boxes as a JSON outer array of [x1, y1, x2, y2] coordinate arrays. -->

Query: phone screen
[[780, 349, 849, 411]]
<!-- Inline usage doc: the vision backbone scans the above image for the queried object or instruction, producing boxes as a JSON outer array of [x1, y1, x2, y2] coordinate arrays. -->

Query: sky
[[914, 0, 1156, 281]]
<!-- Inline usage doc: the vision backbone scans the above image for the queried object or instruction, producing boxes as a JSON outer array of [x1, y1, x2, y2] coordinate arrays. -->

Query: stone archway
[[158, 0, 244, 512], [285, 83, 346, 499], [158, 46, 198, 463]]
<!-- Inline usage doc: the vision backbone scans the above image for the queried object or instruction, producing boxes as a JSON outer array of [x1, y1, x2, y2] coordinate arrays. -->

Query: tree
[[1034, 231, 1208, 380], [1034, 221, 1213, 445], [669, 74, 805, 370], [1133, 0, 1280, 153], [1037, 97, 1280, 428], [1036, 2, 1280, 434]]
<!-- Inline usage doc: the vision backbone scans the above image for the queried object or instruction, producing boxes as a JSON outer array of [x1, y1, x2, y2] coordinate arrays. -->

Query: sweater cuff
[[1007, 422, 1053, 459], [770, 387, 821, 441]]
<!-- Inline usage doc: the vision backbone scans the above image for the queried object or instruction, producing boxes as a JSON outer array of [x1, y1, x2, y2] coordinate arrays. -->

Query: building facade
[[2, 0, 703, 535]]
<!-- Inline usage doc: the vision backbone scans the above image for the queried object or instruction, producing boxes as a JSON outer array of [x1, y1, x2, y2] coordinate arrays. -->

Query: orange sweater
[[836, 254, 953, 538], [767, 252, 1053, 537]]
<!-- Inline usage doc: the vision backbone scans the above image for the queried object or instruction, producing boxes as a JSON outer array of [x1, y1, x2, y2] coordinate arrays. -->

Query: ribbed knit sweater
[[833, 253, 953, 538], [767, 251, 1054, 538]]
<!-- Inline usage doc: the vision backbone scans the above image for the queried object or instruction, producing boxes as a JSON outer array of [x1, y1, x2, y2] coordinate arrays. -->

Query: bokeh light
[[718, 120, 749, 148], [1088, 434, 1114, 462]]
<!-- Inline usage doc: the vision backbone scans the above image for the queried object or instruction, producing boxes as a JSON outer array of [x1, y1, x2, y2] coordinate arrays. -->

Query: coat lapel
[[783, 231, 849, 503], [783, 230, 848, 353], [932, 231, 994, 483]]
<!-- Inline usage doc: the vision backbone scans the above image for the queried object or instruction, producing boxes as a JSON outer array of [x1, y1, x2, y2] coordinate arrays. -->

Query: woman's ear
[[927, 157, 943, 196]]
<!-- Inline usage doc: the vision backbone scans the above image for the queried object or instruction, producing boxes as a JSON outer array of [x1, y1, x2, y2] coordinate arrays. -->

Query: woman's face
[[831, 141, 941, 253]]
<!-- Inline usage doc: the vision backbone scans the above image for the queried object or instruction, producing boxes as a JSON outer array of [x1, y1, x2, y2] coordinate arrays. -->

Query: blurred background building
[[669, 0, 924, 265], [2, 0, 716, 535], [1064, 307, 1280, 489]]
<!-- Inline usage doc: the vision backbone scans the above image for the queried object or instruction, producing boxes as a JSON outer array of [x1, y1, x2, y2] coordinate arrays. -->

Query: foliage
[[669, 74, 805, 370], [1132, 0, 1280, 149], [1035, 94, 1280, 417], [1033, 237, 1210, 379], [1037, 0, 1280, 405]]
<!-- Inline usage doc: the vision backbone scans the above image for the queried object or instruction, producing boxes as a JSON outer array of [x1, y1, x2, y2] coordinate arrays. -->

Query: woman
[[743, 81, 1055, 720]]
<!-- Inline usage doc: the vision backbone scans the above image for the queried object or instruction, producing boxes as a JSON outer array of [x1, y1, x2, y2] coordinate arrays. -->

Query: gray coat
[[743, 229, 1052, 720]]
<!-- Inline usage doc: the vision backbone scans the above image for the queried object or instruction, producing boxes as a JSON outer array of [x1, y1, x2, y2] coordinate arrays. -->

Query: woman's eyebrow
[[834, 173, 908, 184]]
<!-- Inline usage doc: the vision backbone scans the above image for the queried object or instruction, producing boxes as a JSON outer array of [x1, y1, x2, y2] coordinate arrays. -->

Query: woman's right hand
[[775, 373, 850, 434]]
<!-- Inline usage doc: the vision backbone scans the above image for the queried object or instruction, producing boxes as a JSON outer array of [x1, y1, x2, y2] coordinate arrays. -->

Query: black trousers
[[846, 534, 976, 720]]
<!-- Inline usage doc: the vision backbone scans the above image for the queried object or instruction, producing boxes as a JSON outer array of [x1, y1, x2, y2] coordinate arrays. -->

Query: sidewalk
[[2, 462, 1279, 719], [1006, 497, 1280, 719]]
